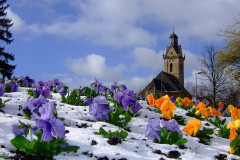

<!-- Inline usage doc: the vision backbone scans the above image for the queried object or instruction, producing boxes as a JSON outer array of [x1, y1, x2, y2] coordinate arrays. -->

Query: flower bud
[[195, 110, 200, 116], [215, 130, 219, 135]]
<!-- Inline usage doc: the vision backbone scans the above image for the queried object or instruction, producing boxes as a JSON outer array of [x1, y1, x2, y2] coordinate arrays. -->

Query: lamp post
[[195, 71, 203, 100]]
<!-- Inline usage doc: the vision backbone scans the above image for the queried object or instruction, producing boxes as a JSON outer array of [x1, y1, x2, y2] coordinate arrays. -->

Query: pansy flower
[[160, 99, 176, 120], [0, 84, 5, 96], [184, 118, 202, 136], [145, 116, 162, 142], [230, 107, 240, 121], [12, 124, 26, 135], [218, 101, 224, 109], [89, 96, 109, 121], [147, 94, 155, 107], [34, 102, 65, 141], [227, 119, 240, 142], [160, 119, 182, 134], [228, 105, 234, 113], [183, 97, 191, 107]]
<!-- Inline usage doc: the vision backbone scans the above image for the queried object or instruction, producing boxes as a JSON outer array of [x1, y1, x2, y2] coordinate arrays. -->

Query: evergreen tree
[[0, 0, 15, 79]]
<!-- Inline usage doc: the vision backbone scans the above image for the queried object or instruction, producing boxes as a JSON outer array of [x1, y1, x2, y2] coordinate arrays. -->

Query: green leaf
[[3, 99, 11, 103], [93, 132, 101, 135], [24, 128, 29, 137], [119, 130, 128, 140], [230, 138, 240, 148], [62, 145, 80, 153], [10, 135, 31, 153], [23, 109, 32, 119], [99, 127, 108, 137], [34, 129, 42, 140], [175, 138, 187, 146]]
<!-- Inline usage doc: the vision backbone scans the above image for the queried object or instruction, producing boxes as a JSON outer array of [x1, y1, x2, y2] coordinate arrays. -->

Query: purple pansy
[[56, 84, 67, 96], [89, 96, 109, 121], [35, 102, 65, 141], [170, 96, 176, 103], [113, 89, 142, 113], [17, 76, 35, 86], [23, 95, 47, 113], [135, 93, 144, 100], [5, 81, 18, 92], [195, 100, 200, 106], [145, 116, 162, 142], [160, 119, 182, 134], [85, 97, 94, 105], [224, 108, 229, 115], [0, 84, 5, 96], [90, 78, 106, 94], [109, 82, 117, 93], [129, 101, 142, 114], [12, 124, 26, 135], [25, 76, 35, 85], [118, 84, 127, 92]]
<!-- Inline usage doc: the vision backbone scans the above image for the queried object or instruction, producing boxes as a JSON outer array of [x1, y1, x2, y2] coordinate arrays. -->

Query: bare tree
[[199, 44, 228, 108]]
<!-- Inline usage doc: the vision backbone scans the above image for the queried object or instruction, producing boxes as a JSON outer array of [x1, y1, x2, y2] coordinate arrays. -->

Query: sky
[[5, 0, 240, 91]]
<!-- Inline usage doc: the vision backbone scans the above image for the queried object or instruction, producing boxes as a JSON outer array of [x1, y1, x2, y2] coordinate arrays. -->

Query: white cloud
[[131, 47, 201, 73], [7, 8, 26, 32], [131, 47, 164, 70], [121, 76, 153, 92], [65, 54, 126, 81], [8, 0, 240, 47], [184, 50, 202, 72]]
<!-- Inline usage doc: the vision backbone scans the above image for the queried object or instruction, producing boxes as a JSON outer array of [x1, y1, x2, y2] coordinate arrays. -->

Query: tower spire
[[173, 26, 174, 33]]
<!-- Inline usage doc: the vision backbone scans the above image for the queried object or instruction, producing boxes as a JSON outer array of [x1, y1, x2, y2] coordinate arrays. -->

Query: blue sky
[[5, 0, 240, 91]]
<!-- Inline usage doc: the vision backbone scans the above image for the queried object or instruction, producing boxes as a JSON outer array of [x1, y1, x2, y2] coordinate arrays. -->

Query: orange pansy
[[227, 119, 240, 141], [184, 118, 202, 136], [218, 101, 224, 109], [147, 94, 155, 107], [229, 128, 238, 142], [196, 102, 206, 110], [211, 108, 223, 117], [160, 98, 176, 120], [183, 97, 191, 107], [155, 98, 167, 109], [231, 107, 240, 121]]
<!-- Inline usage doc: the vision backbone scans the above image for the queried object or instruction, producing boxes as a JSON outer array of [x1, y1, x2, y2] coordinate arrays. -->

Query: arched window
[[170, 63, 173, 73]]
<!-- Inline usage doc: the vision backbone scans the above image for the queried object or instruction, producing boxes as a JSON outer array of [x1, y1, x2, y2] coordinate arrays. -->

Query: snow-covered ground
[[0, 87, 239, 160]]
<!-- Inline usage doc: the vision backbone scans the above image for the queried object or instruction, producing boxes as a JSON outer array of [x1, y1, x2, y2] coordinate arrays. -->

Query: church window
[[170, 63, 173, 73]]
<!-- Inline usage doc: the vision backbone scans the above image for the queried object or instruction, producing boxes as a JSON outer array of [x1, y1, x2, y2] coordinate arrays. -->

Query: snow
[[0, 87, 239, 160]]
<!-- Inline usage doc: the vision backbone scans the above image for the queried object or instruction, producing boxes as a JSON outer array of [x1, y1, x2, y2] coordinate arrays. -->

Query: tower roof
[[169, 32, 178, 38]]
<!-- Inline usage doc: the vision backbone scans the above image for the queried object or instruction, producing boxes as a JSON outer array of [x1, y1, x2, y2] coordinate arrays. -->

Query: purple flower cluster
[[33, 102, 65, 141], [89, 96, 109, 121], [114, 89, 142, 114], [56, 84, 68, 96], [90, 78, 106, 94], [145, 116, 162, 142], [17, 76, 35, 87], [0, 84, 5, 96], [145, 116, 182, 142], [160, 119, 182, 134], [5, 80, 18, 92], [23, 95, 47, 114]]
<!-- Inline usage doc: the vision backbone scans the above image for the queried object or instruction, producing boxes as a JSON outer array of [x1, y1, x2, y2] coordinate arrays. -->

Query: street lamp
[[195, 71, 203, 100]]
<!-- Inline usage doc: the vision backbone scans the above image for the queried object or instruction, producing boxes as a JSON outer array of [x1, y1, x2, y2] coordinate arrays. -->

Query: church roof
[[143, 71, 190, 94], [169, 32, 178, 38]]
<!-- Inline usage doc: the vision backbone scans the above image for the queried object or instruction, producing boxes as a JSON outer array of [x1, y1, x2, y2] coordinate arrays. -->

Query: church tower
[[163, 32, 185, 87]]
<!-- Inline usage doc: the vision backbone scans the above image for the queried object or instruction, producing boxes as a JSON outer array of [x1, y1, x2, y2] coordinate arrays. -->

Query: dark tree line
[[0, 0, 15, 79]]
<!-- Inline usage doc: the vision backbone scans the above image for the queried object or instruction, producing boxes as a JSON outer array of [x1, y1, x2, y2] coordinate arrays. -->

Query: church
[[141, 32, 192, 99]]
